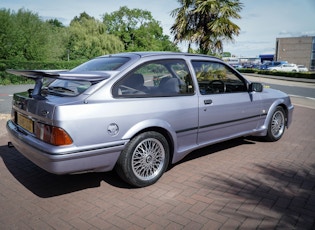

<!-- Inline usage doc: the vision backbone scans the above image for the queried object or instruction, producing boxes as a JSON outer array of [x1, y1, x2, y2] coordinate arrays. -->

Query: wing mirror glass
[[249, 82, 263, 92]]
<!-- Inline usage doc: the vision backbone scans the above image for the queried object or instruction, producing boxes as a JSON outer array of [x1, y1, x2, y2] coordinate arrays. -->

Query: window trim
[[191, 59, 248, 95], [112, 58, 195, 98]]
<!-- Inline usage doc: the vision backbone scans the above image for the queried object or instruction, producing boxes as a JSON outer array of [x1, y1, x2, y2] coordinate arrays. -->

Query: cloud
[[223, 40, 276, 57], [278, 30, 315, 38], [243, 13, 259, 20], [303, 31, 315, 36]]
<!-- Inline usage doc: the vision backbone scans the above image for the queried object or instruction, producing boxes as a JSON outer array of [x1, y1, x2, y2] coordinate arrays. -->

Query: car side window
[[191, 60, 247, 95], [113, 59, 194, 97]]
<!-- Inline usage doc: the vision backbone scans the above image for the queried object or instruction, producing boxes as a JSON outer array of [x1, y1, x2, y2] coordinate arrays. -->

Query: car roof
[[98, 51, 221, 61]]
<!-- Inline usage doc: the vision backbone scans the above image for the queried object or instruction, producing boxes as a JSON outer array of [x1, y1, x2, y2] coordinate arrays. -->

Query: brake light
[[35, 123, 73, 146]]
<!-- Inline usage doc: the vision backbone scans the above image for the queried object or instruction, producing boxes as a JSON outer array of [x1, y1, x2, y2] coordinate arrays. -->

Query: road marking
[[289, 94, 315, 100], [291, 103, 315, 110]]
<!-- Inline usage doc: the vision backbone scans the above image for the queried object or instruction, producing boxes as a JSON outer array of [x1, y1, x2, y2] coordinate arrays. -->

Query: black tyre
[[115, 131, 170, 187], [265, 106, 286, 142]]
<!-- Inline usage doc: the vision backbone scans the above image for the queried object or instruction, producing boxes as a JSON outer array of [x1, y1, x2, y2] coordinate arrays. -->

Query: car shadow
[[175, 137, 257, 166], [0, 144, 133, 198], [0, 137, 258, 198]]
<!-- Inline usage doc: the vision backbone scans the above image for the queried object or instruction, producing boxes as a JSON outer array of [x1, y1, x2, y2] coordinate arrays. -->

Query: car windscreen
[[70, 57, 130, 72]]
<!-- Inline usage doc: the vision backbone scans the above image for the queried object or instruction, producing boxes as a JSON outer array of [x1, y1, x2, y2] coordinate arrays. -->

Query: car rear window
[[71, 57, 130, 71], [42, 79, 92, 97]]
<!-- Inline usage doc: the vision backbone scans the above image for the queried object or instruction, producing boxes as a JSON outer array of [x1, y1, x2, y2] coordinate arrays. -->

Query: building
[[259, 54, 274, 63], [275, 36, 315, 71]]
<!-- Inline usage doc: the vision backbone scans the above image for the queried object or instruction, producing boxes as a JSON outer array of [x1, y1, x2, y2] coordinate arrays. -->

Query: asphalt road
[[267, 83, 315, 98], [244, 74, 315, 97], [0, 84, 33, 114], [243, 74, 315, 109]]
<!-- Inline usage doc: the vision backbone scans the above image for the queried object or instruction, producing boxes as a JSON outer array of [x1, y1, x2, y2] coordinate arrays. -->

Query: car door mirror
[[249, 82, 263, 92]]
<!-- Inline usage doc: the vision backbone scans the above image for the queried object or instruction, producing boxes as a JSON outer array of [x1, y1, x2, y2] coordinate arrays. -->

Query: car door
[[191, 60, 263, 145], [112, 58, 199, 156]]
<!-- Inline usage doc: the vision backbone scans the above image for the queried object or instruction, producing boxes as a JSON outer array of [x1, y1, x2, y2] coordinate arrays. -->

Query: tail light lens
[[35, 123, 73, 146]]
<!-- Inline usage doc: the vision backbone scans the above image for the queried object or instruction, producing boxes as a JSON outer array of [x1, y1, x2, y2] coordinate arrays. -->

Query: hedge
[[238, 68, 315, 79], [0, 59, 85, 85]]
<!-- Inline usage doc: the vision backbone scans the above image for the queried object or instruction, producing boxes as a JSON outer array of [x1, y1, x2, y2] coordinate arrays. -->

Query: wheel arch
[[140, 127, 175, 165], [122, 120, 177, 165], [264, 100, 289, 128], [278, 103, 289, 127]]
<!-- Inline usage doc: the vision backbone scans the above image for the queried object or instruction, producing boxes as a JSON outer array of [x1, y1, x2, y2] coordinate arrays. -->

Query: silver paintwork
[[6, 52, 294, 175]]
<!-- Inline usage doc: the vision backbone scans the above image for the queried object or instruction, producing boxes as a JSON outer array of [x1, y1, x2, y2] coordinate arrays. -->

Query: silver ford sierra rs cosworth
[[6, 52, 294, 187]]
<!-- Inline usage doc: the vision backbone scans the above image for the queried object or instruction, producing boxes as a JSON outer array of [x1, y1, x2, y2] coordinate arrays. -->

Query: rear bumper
[[6, 120, 126, 174]]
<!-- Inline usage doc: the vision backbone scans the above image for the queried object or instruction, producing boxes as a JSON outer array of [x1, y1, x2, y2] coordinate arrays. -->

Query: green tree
[[45, 20, 69, 61], [0, 8, 66, 61], [71, 11, 94, 24], [103, 6, 178, 52], [171, 0, 243, 54], [222, 52, 232, 57], [67, 13, 124, 60], [0, 9, 13, 59], [46, 18, 64, 27]]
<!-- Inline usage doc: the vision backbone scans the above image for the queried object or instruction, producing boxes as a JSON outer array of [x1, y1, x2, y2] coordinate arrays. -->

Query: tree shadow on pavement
[[199, 162, 315, 229]]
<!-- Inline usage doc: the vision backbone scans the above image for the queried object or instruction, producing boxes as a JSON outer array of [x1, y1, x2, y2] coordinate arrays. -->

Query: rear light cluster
[[34, 122, 73, 146]]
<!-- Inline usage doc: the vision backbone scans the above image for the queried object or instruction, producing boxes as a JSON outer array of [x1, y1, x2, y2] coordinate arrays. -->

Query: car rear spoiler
[[7, 69, 110, 82], [7, 69, 110, 99]]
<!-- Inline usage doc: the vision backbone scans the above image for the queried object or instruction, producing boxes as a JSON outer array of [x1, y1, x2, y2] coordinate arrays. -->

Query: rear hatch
[[7, 70, 110, 136]]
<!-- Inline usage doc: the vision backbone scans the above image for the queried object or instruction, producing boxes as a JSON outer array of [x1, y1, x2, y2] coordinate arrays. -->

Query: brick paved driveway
[[0, 106, 314, 229]]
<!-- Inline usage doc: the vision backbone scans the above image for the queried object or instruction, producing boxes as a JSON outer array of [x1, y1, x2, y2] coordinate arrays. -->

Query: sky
[[1, 0, 315, 57]]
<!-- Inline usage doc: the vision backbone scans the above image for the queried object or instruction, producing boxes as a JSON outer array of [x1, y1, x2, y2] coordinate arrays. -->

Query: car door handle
[[204, 99, 213, 105]]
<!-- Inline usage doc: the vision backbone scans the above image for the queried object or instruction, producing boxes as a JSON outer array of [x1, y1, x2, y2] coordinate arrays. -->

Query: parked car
[[268, 63, 299, 72], [297, 65, 308, 72], [231, 64, 243, 69], [242, 63, 260, 69], [6, 52, 294, 187], [259, 61, 287, 70]]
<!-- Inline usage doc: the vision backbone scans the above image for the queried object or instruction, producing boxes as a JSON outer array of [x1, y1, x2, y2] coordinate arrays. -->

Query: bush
[[238, 69, 315, 79]]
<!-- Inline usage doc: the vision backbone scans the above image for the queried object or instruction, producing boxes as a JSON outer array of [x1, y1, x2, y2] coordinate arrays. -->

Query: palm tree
[[171, 0, 243, 54], [170, 0, 195, 51]]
